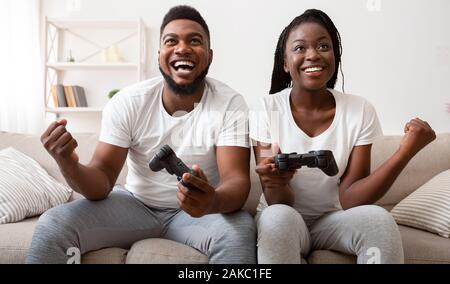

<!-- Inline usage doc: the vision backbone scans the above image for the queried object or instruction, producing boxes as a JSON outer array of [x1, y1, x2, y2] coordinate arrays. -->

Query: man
[[27, 5, 256, 264]]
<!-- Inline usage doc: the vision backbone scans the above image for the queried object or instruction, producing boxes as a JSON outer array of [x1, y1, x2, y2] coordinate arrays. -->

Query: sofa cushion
[[307, 225, 450, 264], [0, 215, 128, 264], [374, 133, 450, 207], [0, 217, 38, 263], [0, 148, 72, 224], [82, 248, 128, 264], [399, 225, 450, 264], [391, 169, 450, 238], [126, 238, 208, 264], [0, 132, 128, 187]]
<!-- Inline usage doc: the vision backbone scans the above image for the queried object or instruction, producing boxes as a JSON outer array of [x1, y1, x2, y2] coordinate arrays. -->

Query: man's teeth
[[174, 61, 195, 68], [305, 67, 323, 73]]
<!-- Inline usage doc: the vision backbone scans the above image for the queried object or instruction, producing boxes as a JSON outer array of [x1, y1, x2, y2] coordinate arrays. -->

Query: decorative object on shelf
[[67, 49, 75, 62], [108, 89, 120, 99], [102, 44, 125, 63]]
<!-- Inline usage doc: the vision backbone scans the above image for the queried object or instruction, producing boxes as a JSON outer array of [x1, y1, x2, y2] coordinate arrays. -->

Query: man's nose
[[175, 41, 192, 54]]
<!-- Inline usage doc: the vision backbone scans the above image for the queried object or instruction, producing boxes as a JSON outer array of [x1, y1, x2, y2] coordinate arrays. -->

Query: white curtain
[[0, 0, 44, 134]]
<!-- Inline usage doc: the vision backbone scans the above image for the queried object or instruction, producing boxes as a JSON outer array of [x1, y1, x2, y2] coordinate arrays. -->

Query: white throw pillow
[[391, 169, 450, 238], [0, 147, 72, 224]]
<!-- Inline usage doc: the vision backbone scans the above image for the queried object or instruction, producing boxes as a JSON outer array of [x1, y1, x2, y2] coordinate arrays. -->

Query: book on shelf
[[50, 85, 58, 107], [72, 85, 88, 107], [64, 86, 77, 107], [50, 84, 67, 107], [50, 85, 88, 108]]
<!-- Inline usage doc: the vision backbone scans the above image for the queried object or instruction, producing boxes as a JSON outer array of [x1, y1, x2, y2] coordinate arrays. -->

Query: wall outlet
[[66, 0, 81, 12]]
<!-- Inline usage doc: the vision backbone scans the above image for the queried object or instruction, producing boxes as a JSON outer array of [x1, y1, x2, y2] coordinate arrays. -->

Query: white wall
[[41, 0, 450, 134]]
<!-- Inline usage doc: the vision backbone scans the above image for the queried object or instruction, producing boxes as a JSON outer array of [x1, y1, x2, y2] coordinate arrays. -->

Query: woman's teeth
[[305, 67, 323, 73]]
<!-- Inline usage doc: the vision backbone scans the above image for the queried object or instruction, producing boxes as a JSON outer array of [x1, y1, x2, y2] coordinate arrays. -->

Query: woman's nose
[[305, 48, 320, 61]]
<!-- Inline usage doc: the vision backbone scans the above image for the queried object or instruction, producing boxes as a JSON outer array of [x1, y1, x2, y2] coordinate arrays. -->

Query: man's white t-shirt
[[249, 88, 383, 221], [100, 76, 249, 209]]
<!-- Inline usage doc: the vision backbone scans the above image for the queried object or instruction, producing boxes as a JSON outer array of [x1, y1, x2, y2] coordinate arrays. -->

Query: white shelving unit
[[43, 17, 147, 117]]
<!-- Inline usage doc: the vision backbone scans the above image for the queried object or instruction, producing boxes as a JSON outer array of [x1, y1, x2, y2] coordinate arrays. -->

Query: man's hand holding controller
[[149, 145, 216, 217]]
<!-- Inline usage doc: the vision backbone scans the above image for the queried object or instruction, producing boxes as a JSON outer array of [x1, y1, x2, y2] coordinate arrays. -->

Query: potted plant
[[108, 89, 120, 99]]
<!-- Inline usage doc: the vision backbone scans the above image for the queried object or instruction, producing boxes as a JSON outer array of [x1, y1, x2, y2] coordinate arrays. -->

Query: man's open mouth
[[171, 60, 196, 71]]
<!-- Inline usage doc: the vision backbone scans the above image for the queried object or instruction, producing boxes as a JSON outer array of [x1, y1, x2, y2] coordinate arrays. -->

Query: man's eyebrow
[[188, 32, 204, 39], [162, 32, 204, 41], [162, 33, 178, 41]]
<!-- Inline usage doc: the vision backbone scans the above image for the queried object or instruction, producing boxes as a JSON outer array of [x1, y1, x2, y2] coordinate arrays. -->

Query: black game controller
[[274, 150, 339, 176], [149, 145, 198, 186]]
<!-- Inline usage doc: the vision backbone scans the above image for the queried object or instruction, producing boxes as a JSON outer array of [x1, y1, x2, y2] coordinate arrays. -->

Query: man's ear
[[209, 49, 213, 65]]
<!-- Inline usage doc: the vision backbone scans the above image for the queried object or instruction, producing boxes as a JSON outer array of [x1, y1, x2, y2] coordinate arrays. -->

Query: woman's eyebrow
[[292, 36, 330, 44], [292, 39, 306, 44], [316, 36, 330, 41]]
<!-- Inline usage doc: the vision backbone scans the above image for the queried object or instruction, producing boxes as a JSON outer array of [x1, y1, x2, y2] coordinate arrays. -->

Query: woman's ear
[[283, 59, 289, 73]]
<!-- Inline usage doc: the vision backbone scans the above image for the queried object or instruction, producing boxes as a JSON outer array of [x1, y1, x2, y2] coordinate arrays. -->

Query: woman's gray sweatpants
[[26, 186, 256, 264], [256, 204, 404, 264]]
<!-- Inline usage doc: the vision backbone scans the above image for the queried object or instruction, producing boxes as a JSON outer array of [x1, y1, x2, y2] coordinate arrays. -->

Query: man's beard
[[159, 64, 210, 96]]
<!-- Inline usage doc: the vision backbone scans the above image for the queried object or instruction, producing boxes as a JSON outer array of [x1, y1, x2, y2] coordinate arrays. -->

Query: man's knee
[[34, 203, 80, 244], [219, 210, 256, 238]]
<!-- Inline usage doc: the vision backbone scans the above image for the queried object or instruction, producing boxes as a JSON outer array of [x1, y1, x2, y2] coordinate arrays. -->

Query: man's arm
[[41, 119, 128, 201], [61, 142, 128, 200], [210, 146, 251, 213]]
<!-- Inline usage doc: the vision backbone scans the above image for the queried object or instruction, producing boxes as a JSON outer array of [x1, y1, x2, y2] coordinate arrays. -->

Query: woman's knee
[[353, 205, 397, 228], [257, 204, 308, 240], [347, 205, 403, 263], [258, 204, 305, 229], [256, 204, 310, 263]]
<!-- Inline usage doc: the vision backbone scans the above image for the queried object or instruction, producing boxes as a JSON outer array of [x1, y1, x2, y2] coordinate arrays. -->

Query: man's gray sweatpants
[[256, 204, 404, 264], [26, 186, 256, 264]]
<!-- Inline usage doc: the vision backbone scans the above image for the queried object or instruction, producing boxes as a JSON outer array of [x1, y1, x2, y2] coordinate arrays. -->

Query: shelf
[[47, 62, 139, 70], [47, 19, 138, 29], [44, 17, 146, 123], [46, 107, 103, 114]]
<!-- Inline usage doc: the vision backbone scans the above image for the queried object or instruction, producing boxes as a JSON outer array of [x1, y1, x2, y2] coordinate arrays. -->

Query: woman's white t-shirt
[[99, 77, 249, 209], [249, 88, 382, 221]]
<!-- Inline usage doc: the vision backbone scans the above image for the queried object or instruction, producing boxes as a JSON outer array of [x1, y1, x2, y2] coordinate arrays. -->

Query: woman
[[249, 9, 436, 264]]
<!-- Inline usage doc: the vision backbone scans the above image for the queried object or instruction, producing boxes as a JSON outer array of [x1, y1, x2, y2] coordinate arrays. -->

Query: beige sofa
[[1, 131, 449, 264]]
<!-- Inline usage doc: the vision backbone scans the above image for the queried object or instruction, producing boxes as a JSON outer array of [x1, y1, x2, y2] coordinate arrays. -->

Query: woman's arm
[[339, 118, 436, 210], [253, 142, 296, 206]]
